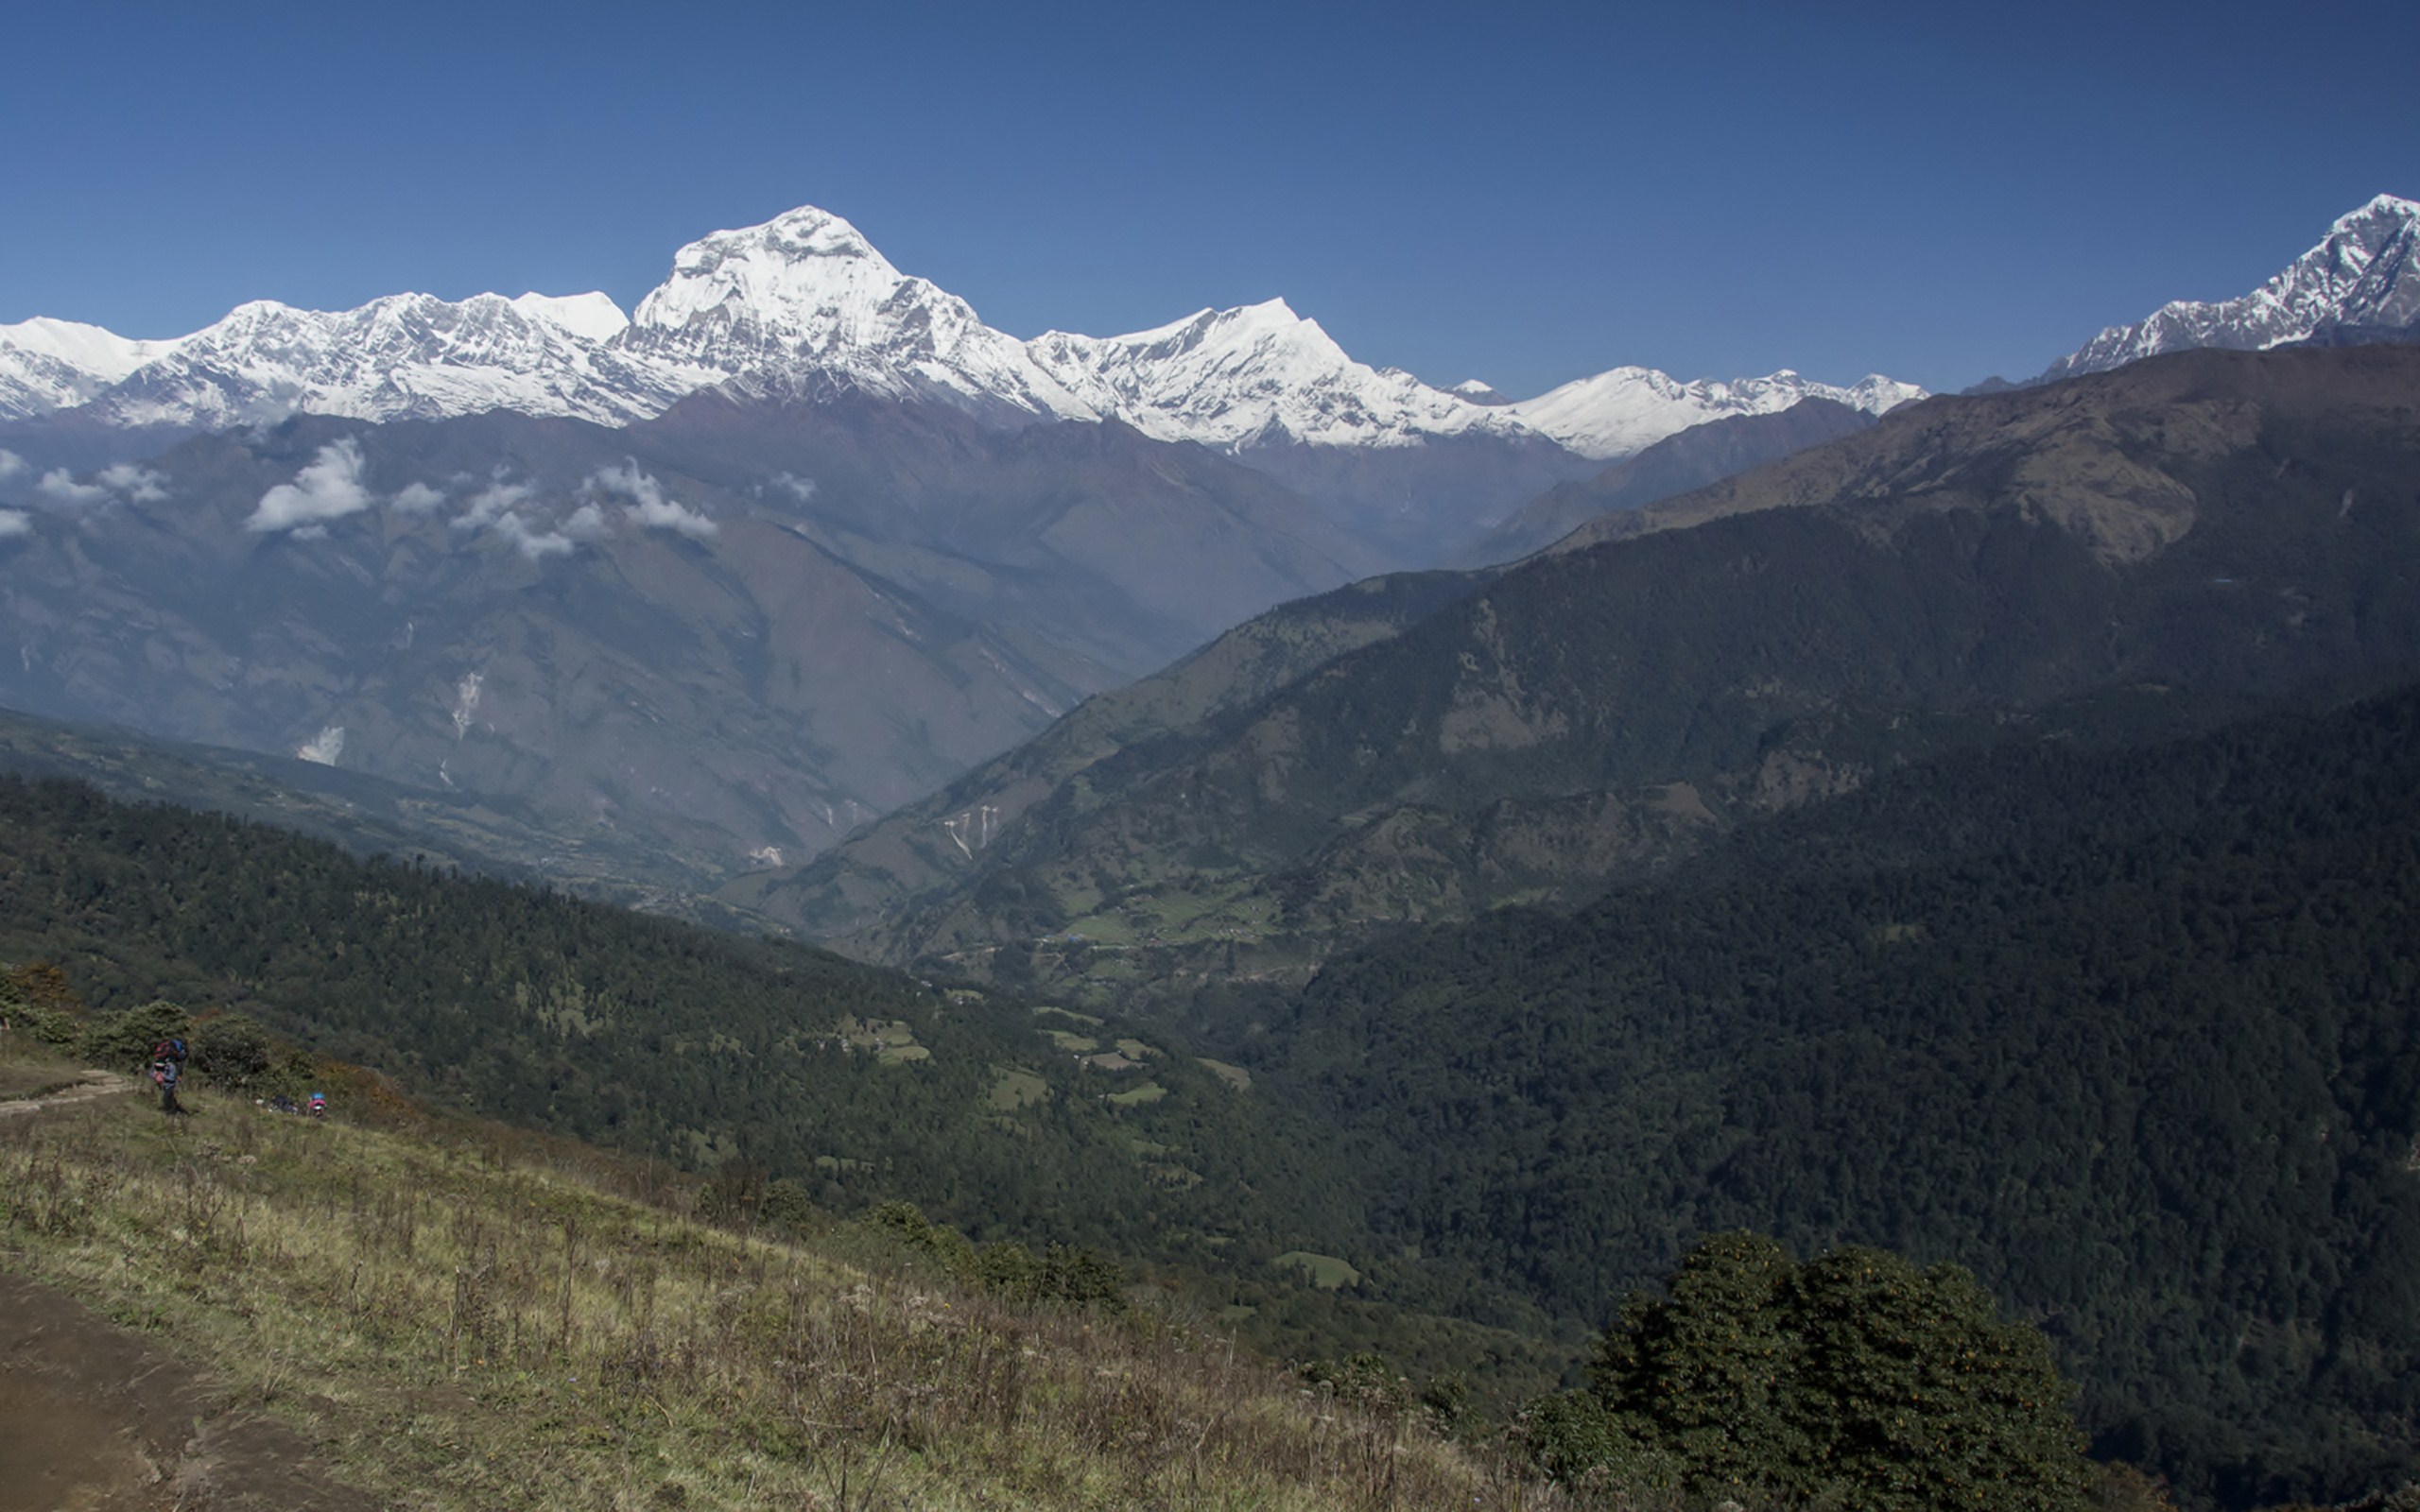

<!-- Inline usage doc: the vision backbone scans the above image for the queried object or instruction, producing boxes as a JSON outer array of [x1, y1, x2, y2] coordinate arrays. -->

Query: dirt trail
[[0, 1069, 140, 1120], [0, 1274, 362, 1510]]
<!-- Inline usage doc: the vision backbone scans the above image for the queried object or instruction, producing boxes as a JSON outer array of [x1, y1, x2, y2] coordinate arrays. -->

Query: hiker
[[308, 1090, 326, 1119], [150, 1037, 188, 1116]]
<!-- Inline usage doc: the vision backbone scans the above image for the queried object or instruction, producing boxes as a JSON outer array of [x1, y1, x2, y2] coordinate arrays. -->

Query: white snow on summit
[[1508, 367, 1923, 461], [84, 292, 688, 429], [2044, 193, 2420, 381], [617, 205, 1098, 424], [512, 291, 630, 344], [1028, 300, 1528, 451], [0, 318, 186, 420], [8, 202, 1927, 465]]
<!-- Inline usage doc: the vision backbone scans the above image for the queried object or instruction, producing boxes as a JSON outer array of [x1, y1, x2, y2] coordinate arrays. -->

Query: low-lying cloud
[[249, 439, 372, 532], [36, 469, 111, 507], [0, 508, 31, 539], [591, 459, 717, 540], [492, 511, 576, 560], [97, 463, 168, 503], [391, 481, 447, 515]]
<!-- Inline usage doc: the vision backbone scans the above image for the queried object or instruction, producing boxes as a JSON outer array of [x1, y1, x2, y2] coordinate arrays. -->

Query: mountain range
[[0, 205, 1920, 540], [3, 195, 2417, 901], [746, 341, 2420, 987]]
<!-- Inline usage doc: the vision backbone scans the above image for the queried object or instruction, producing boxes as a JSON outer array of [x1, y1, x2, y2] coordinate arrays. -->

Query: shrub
[[1538, 1230, 2093, 1512], [190, 1012, 275, 1089], [80, 999, 192, 1070]]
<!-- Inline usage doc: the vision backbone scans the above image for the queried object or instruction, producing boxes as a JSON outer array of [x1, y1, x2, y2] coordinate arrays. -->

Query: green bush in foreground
[[1525, 1230, 2092, 1512]]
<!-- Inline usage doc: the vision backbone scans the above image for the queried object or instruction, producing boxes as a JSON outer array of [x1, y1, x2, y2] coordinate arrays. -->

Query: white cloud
[[0, 508, 31, 539], [392, 481, 446, 515], [493, 512, 575, 560], [296, 725, 345, 765], [591, 458, 717, 540], [627, 495, 717, 540], [36, 469, 109, 507], [0, 450, 24, 483], [249, 438, 372, 533], [97, 462, 168, 503], [454, 477, 537, 531], [771, 471, 817, 503], [560, 502, 609, 541]]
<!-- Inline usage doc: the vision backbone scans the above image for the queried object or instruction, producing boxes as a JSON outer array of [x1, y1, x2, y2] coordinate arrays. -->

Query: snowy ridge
[[81, 291, 683, 429], [2044, 194, 2420, 381], [1028, 300, 1529, 450], [1507, 367, 1923, 461], [8, 202, 1926, 463], [0, 318, 186, 419]]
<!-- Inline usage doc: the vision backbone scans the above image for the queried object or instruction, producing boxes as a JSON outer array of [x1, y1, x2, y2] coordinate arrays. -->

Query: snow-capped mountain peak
[[2043, 193, 2420, 381], [1505, 365, 1921, 460], [1027, 297, 1525, 451], [0, 317, 186, 419], [617, 204, 1096, 422], [5, 199, 1927, 470]]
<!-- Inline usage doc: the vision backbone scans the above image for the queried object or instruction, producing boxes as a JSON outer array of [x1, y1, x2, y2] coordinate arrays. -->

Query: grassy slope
[[0, 1056, 1558, 1512]]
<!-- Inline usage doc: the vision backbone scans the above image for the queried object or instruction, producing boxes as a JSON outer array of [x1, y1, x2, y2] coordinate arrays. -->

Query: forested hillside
[[0, 780, 1359, 1263], [1251, 682, 2420, 1506], [10, 679, 2420, 1505]]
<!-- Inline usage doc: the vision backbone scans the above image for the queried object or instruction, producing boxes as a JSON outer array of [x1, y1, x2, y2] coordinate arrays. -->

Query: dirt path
[[0, 1273, 362, 1510], [0, 1069, 140, 1120]]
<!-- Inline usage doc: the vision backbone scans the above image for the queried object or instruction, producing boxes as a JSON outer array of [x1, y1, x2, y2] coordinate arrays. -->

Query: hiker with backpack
[[150, 1037, 188, 1115]]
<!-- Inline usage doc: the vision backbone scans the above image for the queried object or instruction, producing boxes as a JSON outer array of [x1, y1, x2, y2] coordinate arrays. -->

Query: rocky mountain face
[[2043, 193, 2420, 381], [751, 344, 2420, 989], [0, 203, 1941, 894], [0, 393, 1379, 887]]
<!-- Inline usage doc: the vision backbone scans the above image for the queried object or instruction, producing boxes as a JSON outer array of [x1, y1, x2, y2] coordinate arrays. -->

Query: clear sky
[[9, 0, 2415, 398]]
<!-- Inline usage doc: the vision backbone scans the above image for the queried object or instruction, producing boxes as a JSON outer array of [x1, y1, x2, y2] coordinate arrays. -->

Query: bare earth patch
[[0, 1273, 359, 1511]]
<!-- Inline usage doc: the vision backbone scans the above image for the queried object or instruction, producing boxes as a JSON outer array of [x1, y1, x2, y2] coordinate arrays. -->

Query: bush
[[1536, 1230, 2093, 1512], [80, 1000, 192, 1070], [2, 962, 87, 1050], [190, 1012, 275, 1089]]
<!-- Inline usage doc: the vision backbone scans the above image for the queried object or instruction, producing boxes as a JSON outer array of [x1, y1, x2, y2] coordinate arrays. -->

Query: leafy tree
[[1547, 1231, 2091, 1511]]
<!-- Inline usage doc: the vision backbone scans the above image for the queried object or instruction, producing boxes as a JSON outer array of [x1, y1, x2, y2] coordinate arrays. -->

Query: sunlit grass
[[0, 1074, 1577, 1510]]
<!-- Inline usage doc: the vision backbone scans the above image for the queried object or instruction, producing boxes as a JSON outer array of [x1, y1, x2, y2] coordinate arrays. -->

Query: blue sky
[[9, 0, 2415, 397]]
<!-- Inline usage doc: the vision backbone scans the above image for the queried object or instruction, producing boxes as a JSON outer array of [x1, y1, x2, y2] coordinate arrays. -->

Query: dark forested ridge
[[1251, 681, 2420, 1507]]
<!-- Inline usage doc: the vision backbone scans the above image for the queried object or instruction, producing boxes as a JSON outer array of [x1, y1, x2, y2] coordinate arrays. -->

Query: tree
[[1542, 1231, 2092, 1511]]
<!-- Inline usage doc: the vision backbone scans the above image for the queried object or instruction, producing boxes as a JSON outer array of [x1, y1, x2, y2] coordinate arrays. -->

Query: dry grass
[[0, 1072, 1581, 1511]]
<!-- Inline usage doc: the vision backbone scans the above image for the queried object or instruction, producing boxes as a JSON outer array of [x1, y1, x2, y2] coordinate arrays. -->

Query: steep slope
[[1461, 396, 1876, 565], [768, 344, 2420, 985], [725, 566, 1491, 939], [1270, 680, 2420, 1507], [2043, 192, 2420, 381]]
